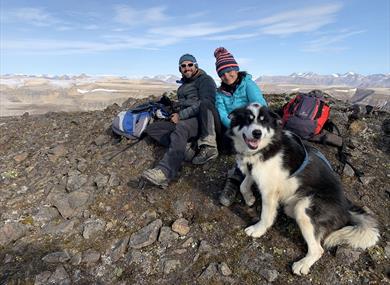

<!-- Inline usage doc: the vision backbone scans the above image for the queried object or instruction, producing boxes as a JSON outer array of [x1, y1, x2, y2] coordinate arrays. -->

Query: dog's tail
[[324, 206, 379, 249]]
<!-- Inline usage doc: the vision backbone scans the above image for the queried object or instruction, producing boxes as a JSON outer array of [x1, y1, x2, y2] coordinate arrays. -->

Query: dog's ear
[[228, 110, 237, 120], [269, 110, 283, 126]]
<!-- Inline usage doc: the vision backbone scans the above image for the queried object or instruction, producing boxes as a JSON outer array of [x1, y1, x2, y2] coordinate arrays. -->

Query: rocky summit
[[0, 93, 389, 285]]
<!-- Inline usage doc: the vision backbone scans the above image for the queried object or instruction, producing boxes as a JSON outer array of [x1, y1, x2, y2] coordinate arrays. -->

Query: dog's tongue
[[245, 138, 259, 149]]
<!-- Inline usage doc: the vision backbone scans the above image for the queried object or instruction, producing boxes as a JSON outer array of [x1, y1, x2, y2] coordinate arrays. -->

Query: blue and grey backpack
[[112, 101, 170, 140]]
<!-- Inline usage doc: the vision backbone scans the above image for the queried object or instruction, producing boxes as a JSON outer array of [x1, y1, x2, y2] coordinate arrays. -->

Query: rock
[[14, 152, 28, 163], [109, 236, 130, 262], [108, 172, 121, 187], [70, 252, 82, 265], [42, 251, 71, 263], [4, 254, 13, 263], [83, 219, 106, 239], [47, 190, 90, 219], [140, 209, 157, 226], [47, 265, 71, 285], [239, 244, 274, 274], [171, 218, 190, 236], [17, 185, 28, 194], [259, 269, 279, 282], [94, 135, 109, 146], [47, 193, 74, 219], [66, 170, 88, 192], [181, 237, 195, 248], [68, 190, 91, 209], [198, 240, 213, 254], [158, 226, 179, 248], [48, 145, 67, 162], [163, 259, 181, 274], [199, 262, 219, 280], [82, 249, 100, 264], [44, 219, 78, 235], [94, 173, 109, 190], [172, 199, 193, 218], [33, 207, 59, 223], [385, 242, 390, 258], [219, 262, 232, 276], [34, 271, 52, 285], [349, 120, 368, 136], [126, 250, 154, 275], [129, 219, 162, 249], [343, 164, 355, 177], [0, 222, 27, 246], [76, 158, 88, 173], [335, 246, 362, 265], [360, 176, 375, 185]]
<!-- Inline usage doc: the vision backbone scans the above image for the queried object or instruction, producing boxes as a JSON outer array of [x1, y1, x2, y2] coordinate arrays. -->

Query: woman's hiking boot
[[219, 177, 240, 207]]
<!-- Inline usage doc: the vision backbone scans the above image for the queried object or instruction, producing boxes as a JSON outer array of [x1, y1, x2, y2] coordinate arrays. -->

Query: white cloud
[[0, 3, 347, 53], [303, 29, 365, 52], [206, 33, 259, 41], [84, 25, 99, 30], [150, 3, 343, 40], [1, 7, 62, 27], [114, 5, 169, 26], [257, 3, 342, 35], [1, 35, 180, 54]]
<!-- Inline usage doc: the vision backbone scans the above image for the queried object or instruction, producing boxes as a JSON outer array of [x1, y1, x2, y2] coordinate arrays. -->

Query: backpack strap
[[326, 121, 365, 181]]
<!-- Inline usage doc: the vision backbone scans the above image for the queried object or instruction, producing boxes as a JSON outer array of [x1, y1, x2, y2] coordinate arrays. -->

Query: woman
[[214, 47, 268, 206]]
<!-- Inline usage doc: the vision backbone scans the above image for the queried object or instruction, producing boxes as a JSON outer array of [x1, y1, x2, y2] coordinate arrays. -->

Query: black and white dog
[[228, 103, 379, 275]]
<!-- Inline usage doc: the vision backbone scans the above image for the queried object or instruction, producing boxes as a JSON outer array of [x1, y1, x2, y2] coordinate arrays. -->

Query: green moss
[[271, 247, 284, 257], [21, 216, 34, 225], [1, 170, 18, 179], [367, 245, 385, 262]]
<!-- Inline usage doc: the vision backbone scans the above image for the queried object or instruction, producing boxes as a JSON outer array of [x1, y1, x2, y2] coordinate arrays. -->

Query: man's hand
[[170, 113, 180, 124]]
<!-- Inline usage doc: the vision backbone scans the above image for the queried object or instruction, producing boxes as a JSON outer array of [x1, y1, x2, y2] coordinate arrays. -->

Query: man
[[141, 54, 219, 188]]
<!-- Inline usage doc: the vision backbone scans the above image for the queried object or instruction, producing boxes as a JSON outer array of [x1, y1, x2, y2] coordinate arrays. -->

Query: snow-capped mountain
[[256, 72, 390, 88], [142, 74, 181, 84]]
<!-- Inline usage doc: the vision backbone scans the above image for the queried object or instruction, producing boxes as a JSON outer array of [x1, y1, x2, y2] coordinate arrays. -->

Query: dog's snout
[[252, 129, 262, 139]]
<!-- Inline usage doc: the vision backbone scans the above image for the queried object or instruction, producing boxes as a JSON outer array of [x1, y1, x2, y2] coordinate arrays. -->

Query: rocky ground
[[0, 93, 389, 285]]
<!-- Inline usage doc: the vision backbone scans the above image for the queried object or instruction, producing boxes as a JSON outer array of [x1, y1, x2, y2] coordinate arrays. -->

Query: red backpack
[[282, 90, 330, 139]]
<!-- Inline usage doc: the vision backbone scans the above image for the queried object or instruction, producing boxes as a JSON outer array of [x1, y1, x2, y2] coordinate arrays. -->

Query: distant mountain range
[[2, 72, 390, 88], [142, 74, 181, 84], [255, 72, 390, 88]]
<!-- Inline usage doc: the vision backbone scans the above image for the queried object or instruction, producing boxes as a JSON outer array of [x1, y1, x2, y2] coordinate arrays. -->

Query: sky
[[0, 0, 389, 78]]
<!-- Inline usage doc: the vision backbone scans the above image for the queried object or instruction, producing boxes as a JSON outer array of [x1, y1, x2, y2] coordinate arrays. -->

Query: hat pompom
[[214, 47, 228, 58]]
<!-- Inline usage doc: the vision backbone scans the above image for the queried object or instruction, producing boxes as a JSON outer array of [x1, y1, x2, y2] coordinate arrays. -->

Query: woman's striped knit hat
[[214, 47, 239, 77]]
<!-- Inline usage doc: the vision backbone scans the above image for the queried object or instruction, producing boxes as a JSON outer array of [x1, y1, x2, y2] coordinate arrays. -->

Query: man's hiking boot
[[219, 178, 240, 207], [192, 145, 218, 165], [141, 168, 168, 188]]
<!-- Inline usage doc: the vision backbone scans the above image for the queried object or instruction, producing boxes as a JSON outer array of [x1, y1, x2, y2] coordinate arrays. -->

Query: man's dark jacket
[[176, 69, 216, 120]]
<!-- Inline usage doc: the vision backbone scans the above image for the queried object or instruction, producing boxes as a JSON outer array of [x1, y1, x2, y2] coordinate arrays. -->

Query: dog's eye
[[249, 114, 255, 121], [259, 116, 264, 121]]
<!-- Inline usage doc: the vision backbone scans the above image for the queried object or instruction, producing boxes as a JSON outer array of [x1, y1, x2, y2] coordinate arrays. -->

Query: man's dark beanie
[[179, 54, 197, 65]]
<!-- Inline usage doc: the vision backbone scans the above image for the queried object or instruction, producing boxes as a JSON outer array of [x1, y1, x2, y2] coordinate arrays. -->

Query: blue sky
[[1, 0, 389, 78]]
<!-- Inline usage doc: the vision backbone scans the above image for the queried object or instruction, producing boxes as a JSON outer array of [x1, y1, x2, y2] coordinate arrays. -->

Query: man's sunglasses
[[180, 63, 194, 68]]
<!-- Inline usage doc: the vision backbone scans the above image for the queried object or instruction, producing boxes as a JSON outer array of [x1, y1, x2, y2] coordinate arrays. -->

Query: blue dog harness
[[289, 133, 333, 178]]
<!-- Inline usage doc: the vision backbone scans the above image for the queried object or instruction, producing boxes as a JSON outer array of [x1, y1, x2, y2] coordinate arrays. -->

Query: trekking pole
[[105, 139, 141, 161]]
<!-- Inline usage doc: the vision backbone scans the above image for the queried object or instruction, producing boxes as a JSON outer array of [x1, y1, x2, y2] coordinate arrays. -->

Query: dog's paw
[[244, 225, 266, 238], [292, 258, 311, 276]]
